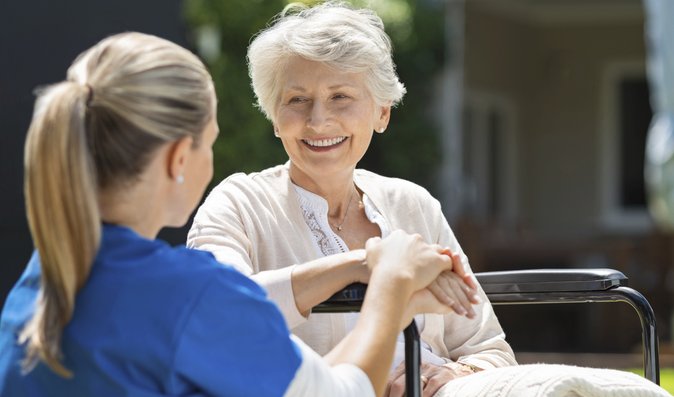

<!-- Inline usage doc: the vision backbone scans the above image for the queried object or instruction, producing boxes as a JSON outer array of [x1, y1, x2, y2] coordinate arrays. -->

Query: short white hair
[[247, 1, 407, 121]]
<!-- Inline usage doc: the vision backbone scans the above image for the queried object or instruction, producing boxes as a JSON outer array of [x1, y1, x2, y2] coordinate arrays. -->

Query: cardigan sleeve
[[187, 176, 308, 329], [430, 198, 518, 369], [187, 178, 256, 276]]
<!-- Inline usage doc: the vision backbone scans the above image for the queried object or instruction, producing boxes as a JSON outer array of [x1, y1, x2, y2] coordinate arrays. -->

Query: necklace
[[331, 189, 356, 232]]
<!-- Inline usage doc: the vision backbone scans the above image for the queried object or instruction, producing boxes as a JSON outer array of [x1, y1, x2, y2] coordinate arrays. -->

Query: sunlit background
[[1, 0, 672, 389]]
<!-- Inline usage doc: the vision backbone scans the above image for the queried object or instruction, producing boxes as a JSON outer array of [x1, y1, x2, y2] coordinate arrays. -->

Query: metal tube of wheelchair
[[404, 319, 421, 397], [614, 287, 660, 385]]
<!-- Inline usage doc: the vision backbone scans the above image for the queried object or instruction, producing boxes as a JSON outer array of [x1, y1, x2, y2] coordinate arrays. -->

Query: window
[[599, 61, 653, 231], [619, 78, 651, 208], [463, 93, 518, 225]]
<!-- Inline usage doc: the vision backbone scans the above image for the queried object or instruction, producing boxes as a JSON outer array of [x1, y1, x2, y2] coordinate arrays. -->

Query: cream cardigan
[[188, 163, 517, 370]]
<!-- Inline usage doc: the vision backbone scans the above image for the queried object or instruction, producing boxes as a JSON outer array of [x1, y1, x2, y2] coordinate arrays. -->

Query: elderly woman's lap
[[433, 364, 669, 397]]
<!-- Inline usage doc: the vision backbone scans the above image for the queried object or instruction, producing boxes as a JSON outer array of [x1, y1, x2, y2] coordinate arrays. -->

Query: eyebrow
[[284, 83, 358, 92]]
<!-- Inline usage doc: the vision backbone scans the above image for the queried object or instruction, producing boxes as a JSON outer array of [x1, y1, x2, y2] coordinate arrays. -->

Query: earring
[[377, 127, 386, 133], [176, 175, 185, 184]]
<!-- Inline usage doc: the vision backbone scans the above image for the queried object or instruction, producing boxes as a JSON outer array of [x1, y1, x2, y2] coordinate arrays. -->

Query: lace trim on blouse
[[294, 187, 349, 256], [293, 185, 388, 256]]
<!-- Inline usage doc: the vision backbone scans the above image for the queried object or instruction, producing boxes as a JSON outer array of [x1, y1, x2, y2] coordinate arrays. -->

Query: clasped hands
[[364, 231, 480, 329]]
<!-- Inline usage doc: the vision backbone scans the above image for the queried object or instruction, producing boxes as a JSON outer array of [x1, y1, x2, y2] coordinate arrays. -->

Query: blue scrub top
[[0, 224, 302, 396]]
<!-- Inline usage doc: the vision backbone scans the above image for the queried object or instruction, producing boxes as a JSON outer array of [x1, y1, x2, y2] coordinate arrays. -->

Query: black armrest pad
[[319, 268, 628, 306], [314, 282, 367, 312], [475, 268, 627, 294], [326, 282, 367, 302]]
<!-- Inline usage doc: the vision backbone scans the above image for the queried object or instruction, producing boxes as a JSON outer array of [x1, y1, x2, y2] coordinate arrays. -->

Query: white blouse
[[293, 184, 446, 371]]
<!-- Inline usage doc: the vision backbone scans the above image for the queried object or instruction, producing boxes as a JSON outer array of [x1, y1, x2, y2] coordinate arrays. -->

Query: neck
[[98, 155, 171, 240], [99, 185, 165, 239], [99, 143, 183, 240], [288, 163, 357, 220]]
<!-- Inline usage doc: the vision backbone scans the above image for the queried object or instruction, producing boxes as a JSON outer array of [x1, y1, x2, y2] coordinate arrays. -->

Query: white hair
[[247, 1, 407, 121]]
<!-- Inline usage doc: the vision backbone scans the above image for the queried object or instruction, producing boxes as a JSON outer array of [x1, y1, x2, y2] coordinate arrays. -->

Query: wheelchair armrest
[[315, 268, 628, 309], [475, 268, 628, 294], [327, 282, 367, 301], [313, 282, 368, 313]]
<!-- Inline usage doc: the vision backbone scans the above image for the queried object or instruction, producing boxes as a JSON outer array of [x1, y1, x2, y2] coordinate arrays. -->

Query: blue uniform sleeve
[[173, 267, 302, 397]]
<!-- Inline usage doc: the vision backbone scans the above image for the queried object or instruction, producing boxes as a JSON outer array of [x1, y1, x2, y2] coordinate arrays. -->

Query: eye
[[332, 93, 350, 100], [288, 96, 308, 104]]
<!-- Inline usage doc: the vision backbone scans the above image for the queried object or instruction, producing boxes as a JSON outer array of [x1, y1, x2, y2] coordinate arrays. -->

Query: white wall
[[463, 4, 647, 239]]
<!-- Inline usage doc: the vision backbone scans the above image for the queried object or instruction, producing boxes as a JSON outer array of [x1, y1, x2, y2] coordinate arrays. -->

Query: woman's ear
[[376, 104, 392, 133], [167, 136, 194, 183]]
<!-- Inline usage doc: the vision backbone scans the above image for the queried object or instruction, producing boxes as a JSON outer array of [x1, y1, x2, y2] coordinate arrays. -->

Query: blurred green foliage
[[184, 0, 446, 193]]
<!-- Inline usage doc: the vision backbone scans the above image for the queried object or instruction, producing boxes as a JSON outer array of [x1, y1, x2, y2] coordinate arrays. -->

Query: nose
[[306, 101, 329, 132]]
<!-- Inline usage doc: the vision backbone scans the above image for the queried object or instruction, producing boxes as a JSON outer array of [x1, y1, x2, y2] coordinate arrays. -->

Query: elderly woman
[[187, 2, 517, 395]]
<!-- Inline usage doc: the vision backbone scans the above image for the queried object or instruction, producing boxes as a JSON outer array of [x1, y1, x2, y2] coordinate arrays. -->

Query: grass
[[627, 368, 674, 394]]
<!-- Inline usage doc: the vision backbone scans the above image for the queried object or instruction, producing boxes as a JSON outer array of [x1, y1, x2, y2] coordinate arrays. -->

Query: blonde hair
[[247, 1, 406, 121], [21, 32, 214, 377]]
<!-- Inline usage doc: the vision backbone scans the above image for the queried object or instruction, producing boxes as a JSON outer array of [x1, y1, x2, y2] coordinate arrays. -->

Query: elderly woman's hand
[[386, 361, 477, 397], [427, 252, 480, 319]]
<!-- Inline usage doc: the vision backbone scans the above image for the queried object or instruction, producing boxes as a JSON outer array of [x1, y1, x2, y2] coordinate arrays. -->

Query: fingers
[[462, 273, 479, 292], [421, 364, 455, 397], [435, 271, 478, 318], [423, 375, 442, 397], [447, 251, 480, 292], [436, 277, 468, 317], [388, 362, 475, 397], [440, 249, 481, 300], [385, 361, 406, 397], [427, 280, 454, 307], [440, 249, 474, 283], [390, 360, 406, 380], [386, 374, 404, 397], [440, 248, 466, 276]]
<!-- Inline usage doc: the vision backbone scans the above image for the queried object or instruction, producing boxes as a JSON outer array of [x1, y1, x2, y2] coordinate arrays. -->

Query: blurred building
[[2, 0, 669, 358], [445, 0, 673, 354]]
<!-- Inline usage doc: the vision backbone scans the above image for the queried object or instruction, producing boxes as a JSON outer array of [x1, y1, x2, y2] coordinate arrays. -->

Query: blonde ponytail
[[21, 82, 101, 377], [18, 32, 214, 378]]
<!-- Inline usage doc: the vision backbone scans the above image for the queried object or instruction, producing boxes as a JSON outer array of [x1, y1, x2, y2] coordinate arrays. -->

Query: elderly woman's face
[[275, 56, 390, 184]]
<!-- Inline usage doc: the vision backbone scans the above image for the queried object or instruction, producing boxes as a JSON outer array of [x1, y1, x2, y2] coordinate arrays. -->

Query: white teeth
[[303, 137, 347, 147]]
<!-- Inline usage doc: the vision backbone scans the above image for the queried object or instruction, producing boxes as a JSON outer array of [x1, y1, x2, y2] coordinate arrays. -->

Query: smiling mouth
[[302, 136, 348, 148]]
